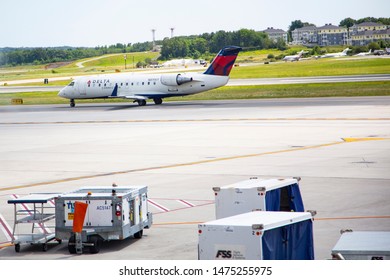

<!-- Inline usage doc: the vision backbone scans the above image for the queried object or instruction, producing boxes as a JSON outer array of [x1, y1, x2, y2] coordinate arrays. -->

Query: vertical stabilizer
[[204, 46, 242, 76]]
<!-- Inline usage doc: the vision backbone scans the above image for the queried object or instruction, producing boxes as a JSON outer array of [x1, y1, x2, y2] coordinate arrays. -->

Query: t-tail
[[204, 46, 242, 76]]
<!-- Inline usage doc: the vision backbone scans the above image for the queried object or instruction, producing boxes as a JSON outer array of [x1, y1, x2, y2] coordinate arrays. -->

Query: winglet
[[204, 46, 242, 76]]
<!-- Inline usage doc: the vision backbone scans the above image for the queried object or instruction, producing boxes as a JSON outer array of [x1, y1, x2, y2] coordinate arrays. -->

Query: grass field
[[0, 52, 160, 82], [231, 57, 390, 78], [1, 81, 389, 106]]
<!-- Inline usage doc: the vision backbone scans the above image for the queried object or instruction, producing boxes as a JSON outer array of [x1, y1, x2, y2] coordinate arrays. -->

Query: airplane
[[354, 49, 372, 56], [282, 50, 308, 62], [58, 46, 242, 107], [319, 48, 350, 58]]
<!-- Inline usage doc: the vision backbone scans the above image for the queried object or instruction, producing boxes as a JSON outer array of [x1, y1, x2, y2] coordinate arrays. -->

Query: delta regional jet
[[58, 46, 242, 107]]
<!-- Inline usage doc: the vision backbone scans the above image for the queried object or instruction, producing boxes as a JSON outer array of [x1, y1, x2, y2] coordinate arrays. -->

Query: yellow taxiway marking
[[1, 137, 388, 192], [342, 137, 388, 142]]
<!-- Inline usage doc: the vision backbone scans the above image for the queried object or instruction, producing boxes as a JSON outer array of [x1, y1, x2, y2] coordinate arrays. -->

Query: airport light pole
[[124, 54, 127, 70]]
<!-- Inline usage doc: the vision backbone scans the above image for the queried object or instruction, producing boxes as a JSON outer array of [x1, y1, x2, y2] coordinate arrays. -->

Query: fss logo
[[216, 250, 232, 259]]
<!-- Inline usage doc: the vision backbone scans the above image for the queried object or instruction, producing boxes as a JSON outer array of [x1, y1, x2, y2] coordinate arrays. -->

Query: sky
[[1, 0, 389, 48]]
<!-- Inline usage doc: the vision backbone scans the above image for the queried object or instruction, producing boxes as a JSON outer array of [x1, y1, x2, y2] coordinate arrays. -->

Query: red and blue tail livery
[[204, 46, 242, 76]]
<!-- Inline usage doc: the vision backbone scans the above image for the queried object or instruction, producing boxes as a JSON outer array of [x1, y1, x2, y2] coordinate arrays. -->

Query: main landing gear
[[136, 99, 147, 106], [153, 98, 163, 105], [70, 99, 75, 107], [135, 98, 163, 106]]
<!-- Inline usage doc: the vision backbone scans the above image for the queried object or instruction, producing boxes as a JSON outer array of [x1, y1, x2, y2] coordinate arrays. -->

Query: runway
[[1, 74, 390, 93], [0, 97, 390, 260]]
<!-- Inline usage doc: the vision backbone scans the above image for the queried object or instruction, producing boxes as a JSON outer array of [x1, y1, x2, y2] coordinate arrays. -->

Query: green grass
[[230, 57, 390, 78], [0, 52, 161, 82], [2, 81, 389, 106]]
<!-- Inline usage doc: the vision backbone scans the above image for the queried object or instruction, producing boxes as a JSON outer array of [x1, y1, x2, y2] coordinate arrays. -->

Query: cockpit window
[[68, 81, 75, 87]]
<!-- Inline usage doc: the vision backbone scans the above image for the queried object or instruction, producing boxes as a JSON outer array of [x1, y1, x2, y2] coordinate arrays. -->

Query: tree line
[[0, 29, 285, 66], [160, 29, 286, 60], [0, 42, 154, 67]]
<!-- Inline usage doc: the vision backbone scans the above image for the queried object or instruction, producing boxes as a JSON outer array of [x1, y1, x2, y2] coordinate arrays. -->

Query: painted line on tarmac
[[1, 117, 390, 125], [0, 213, 13, 242], [1, 137, 388, 192], [148, 199, 170, 213]]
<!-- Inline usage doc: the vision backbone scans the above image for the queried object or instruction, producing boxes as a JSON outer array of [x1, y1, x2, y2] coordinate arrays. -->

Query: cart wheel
[[68, 235, 76, 254], [134, 230, 143, 239], [15, 244, 20, 253], [42, 243, 48, 252], [89, 235, 102, 254]]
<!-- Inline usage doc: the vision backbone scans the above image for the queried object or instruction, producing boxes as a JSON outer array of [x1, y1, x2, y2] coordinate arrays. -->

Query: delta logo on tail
[[58, 46, 242, 107], [204, 46, 242, 76]]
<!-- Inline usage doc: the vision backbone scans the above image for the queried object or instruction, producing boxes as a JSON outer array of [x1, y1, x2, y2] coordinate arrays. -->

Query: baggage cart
[[55, 185, 152, 254], [198, 211, 314, 260], [7, 193, 62, 252], [332, 230, 390, 260], [213, 177, 304, 219]]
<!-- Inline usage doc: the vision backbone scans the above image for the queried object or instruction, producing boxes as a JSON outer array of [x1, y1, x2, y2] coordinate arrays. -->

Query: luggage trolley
[[8, 193, 62, 252]]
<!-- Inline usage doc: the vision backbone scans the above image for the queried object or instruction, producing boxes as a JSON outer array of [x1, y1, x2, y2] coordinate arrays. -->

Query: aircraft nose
[[58, 88, 65, 97]]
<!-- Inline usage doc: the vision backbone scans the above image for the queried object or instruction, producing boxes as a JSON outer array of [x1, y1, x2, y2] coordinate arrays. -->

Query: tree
[[287, 20, 314, 42], [339, 17, 356, 28]]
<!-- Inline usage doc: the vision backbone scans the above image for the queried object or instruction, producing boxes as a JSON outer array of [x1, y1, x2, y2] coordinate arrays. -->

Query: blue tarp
[[265, 183, 304, 212], [262, 219, 314, 260]]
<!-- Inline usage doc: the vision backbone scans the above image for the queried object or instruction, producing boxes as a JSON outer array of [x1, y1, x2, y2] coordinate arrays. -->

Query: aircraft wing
[[108, 85, 148, 100], [122, 95, 148, 100]]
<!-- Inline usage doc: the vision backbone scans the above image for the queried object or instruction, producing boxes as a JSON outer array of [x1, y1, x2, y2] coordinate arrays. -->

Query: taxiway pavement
[[0, 97, 389, 260]]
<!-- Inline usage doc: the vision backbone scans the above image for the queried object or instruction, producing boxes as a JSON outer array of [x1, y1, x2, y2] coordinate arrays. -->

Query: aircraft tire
[[137, 100, 147, 106], [70, 99, 75, 107], [153, 98, 163, 105]]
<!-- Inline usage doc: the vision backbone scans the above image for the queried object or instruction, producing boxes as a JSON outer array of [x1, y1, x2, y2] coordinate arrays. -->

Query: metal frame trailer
[[7, 193, 62, 252], [55, 186, 152, 254]]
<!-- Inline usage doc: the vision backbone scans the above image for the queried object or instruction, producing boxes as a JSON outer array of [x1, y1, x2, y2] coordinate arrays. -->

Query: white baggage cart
[[332, 230, 390, 260], [198, 211, 314, 260], [55, 186, 152, 254], [7, 193, 62, 252], [213, 177, 304, 219]]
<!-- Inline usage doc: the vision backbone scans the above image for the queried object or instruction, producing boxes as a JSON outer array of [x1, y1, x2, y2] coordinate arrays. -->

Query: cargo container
[[213, 177, 304, 219], [55, 186, 152, 254], [198, 211, 314, 260], [332, 230, 390, 260]]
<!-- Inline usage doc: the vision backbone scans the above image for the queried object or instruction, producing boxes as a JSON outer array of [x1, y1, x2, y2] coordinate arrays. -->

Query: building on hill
[[291, 25, 318, 45], [262, 27, 288, 43], [350, 22, 390, 46], [317, 24, 348, 46]]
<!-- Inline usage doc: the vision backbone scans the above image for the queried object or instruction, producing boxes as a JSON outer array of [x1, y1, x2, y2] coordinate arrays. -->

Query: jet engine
[[160, 74, 193, 86]]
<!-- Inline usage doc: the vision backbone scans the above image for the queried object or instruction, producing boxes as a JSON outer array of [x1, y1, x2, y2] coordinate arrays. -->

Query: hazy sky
[[1, 0, 389, 47]]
